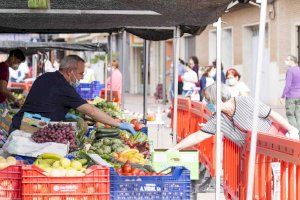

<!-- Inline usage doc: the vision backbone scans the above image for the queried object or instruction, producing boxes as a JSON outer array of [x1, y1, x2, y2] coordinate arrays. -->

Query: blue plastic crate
[[110, 166, 191, 200], [76, 82, 105, 100]]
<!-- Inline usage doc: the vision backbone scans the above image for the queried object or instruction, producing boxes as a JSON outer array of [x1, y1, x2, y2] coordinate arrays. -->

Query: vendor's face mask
[[70, 71, 80, 88], [227, 77, 238, 86]]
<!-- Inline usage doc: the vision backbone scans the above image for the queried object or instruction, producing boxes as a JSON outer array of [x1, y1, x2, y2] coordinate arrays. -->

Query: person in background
[[188, 56, 200, 87], [169, 83, 299, 152], [281, 55, 300, 131], [199, 66, 216, 101], [212, 60, 226, 83], [226, 68, 250, 97], [0, 49, 25, 109], [182, 61, 198, 96], [178, 58, 187, 95], [107, 60, 123, 97], [44, 59, 56, 73], [11, 55, 135, 135]]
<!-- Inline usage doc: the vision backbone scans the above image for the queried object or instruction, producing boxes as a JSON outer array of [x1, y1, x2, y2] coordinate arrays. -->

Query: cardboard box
[[20, 112, 50, 133], [151, 149, 199, 180]]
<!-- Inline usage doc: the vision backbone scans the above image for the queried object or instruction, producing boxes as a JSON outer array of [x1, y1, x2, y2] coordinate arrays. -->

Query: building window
[[185, 36, 196, 60], [209, 28, 233, 70]]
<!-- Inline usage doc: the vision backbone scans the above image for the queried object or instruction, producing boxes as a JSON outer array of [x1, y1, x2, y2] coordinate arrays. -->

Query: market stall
[[0, 0, 234, 199]]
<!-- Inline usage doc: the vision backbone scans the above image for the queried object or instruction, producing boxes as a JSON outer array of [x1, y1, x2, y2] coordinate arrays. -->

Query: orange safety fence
[[189, 101, 216, 176], [100, 90, 121, 103], [176, 97, 191, 142], [223, 123, 300, 200], [8, 82, 32, 92]]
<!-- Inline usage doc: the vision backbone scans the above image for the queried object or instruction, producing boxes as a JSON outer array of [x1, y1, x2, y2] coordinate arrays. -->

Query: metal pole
[[109, 34, 113, 101], [215, 17, 222, 200], [143, 40, 149, 120], [162, 41, 167, 105], [246, 0, 268, 199], [104, 54, 108, 101], [121, 31, 127, 109], [172, 26, 180, 145]]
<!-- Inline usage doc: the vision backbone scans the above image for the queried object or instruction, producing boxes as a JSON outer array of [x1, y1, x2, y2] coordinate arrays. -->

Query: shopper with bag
[[169, 83, 299, 150]]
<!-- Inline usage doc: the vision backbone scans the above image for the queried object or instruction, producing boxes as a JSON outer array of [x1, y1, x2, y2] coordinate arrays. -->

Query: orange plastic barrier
[[223, 124, 300, 200], [176, 97, 191, 142], [8, 82, 32, 92], [100, 90, 121, 103]]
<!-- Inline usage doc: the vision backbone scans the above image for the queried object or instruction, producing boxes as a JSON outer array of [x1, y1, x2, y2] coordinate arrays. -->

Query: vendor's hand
[[286, 128, 300, 140], [119, 122, 136, 135]]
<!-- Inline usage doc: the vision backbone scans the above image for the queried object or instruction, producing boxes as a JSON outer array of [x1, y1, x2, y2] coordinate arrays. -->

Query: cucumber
[[96, 127, 119, 133]]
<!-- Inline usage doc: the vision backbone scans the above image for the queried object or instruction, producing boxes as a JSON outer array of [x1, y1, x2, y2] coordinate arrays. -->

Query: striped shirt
[[201, 96, 272, 146]]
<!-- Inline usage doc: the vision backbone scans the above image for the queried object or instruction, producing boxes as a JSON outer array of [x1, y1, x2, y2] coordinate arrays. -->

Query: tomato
[[130, 119, 138, 125], [134, 123, 143, 131], [116, 168, 122, 174], [122, 163, 132, 173], [131, 168, 140, 176], [138, 171, 146, 176]]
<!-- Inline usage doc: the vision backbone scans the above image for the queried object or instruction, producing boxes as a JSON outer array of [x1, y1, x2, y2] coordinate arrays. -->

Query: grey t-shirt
[[201, 96, 272, 146]]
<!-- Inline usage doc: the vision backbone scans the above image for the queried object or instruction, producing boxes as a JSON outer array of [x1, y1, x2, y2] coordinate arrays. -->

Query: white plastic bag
[[3, 130, 68, 157]]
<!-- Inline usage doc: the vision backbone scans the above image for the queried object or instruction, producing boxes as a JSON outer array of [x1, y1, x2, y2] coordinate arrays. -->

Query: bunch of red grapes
[[31, 123, 77, 151]]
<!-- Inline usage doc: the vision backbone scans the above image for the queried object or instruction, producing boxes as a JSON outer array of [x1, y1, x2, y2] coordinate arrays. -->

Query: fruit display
[[114, 149, 146, 165], [120, 131, 150, 158], [0, 156, 17, 170], [115, 161, 161, 176], [33, 153, 87, 177], [89, 137, 129, 158], [31, 123, 77, 151]]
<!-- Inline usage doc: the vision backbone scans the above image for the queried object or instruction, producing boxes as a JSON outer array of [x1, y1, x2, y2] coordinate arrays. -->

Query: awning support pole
[[162, 41, 167, 105], [215, 17, 222, 200], [172, 26, 180, 145], [143, 40, 149, 121], [109, 34, 113, 101], [121, 31, 127, 108], [104, 54, 108, 101], [246, 0, 268, 199]]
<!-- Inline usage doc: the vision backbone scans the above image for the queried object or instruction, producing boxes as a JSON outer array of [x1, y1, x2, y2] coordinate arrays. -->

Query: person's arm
[[282, 69, 292, 98], [77, 103, 137, 134], [268, 110, 297, 132], [0, 80, 16, 102], [77, 103, 120, 127], [172, 131, 212, 150]]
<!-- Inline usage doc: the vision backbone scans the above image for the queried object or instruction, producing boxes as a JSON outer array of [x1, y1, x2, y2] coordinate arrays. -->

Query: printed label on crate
[[139, 184, 161, 192], [53, 185, 78, 192]]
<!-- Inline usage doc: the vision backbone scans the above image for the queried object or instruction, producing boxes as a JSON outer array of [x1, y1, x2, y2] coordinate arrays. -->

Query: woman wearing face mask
[[107, 60, 122, 100], [182, 62, 198, 97], [281, 55, 300, 131], [225, 68, 250, 97], [168, 83, 299, 152]]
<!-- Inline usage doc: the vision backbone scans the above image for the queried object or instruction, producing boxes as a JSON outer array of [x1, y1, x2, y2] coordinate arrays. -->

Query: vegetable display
[[34, 153, 87, 177], [31, 123, 77, 151]]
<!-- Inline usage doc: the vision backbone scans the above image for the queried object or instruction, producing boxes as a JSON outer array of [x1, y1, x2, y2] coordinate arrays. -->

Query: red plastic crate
[[22, 165, 110, 200], [0, 161, 23, 200]]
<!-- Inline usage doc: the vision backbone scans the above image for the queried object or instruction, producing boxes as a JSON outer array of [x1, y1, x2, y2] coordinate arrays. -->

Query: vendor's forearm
[[77, 104, 120, 127], [173, 131, 212, 150], [269, 110, 295, 131]]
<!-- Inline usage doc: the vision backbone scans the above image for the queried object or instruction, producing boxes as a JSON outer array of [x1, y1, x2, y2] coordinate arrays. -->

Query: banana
[[120, 149, 139, 156], [38, 153, 63, 161]]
